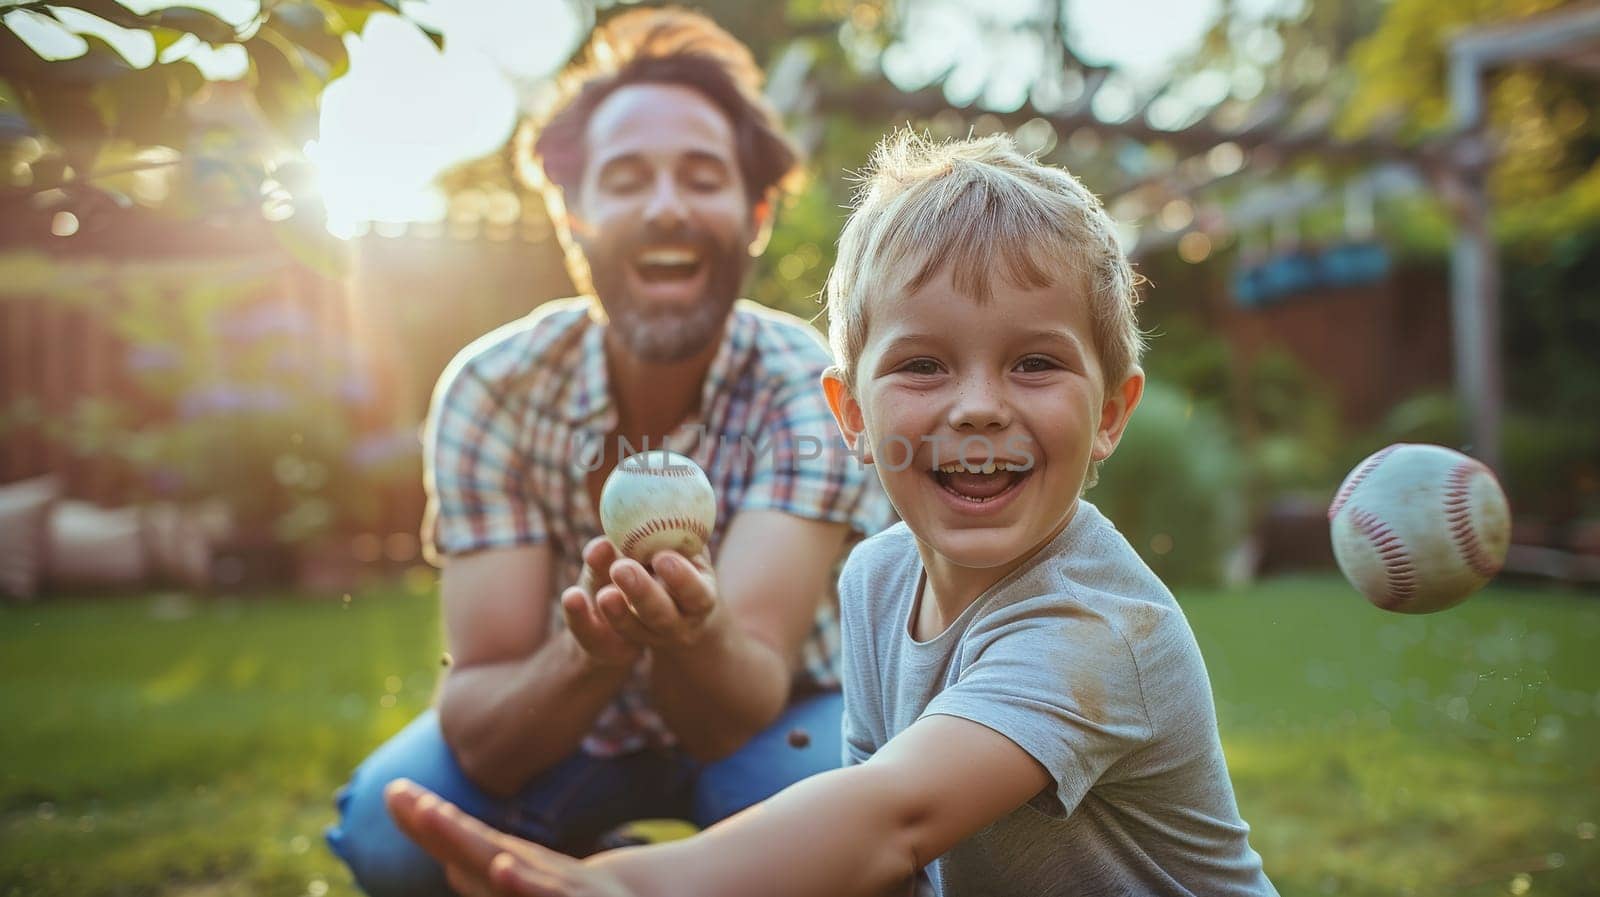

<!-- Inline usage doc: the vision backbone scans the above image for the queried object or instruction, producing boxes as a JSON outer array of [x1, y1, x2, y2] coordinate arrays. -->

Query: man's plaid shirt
[[423, 297, 896, 757]]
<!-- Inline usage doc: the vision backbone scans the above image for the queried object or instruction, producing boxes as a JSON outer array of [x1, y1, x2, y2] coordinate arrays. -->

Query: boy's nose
[[946, 377, 1012, 432]]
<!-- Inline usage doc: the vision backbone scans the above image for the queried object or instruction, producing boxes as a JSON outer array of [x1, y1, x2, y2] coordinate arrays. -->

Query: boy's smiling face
[[825, 267, 1143, 578]]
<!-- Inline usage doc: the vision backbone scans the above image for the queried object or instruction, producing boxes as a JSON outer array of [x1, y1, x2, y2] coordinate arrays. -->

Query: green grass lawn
[[2, 574, 1597, 897]]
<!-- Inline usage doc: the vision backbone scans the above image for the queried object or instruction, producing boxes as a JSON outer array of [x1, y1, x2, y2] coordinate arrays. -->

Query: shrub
[[1091, 379, 1248, 587], [1378, 391, 1600, 523]]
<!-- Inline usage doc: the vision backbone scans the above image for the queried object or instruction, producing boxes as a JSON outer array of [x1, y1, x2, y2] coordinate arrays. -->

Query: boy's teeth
[[937, 460, 1021, 473]]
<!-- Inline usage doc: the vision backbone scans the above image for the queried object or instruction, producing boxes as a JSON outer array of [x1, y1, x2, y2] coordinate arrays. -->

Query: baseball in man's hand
[[599, 450, 717, 564]]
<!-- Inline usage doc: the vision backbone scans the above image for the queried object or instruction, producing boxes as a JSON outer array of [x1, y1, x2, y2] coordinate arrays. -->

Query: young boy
[[383, 131, 1278, 897]]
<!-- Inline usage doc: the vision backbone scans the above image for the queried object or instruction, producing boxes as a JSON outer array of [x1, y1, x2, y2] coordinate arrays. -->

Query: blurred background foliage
[[0, 0, 410, 223], [1086, 380, 1249, 587], [3, 2, 1599, 895], [3, 0, 1598, 579], [0, 252, 420, 548]]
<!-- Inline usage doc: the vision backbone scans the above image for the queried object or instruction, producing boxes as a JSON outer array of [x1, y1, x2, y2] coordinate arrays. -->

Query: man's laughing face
[[569, 82, 759, 363]]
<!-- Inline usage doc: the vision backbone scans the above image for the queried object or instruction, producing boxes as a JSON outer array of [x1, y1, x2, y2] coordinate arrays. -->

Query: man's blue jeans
[[325, 690, 842, 897]]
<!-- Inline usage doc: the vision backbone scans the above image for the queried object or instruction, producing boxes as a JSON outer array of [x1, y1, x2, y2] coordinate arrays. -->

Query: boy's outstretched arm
[[385, 714, 1053, 897]]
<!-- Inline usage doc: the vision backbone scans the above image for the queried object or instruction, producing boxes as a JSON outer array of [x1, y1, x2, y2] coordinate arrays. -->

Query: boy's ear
[[1091, 366, 1145, 463], [821, 369, 873, 464]]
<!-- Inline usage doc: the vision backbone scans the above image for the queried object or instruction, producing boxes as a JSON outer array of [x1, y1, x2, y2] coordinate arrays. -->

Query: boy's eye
[[1015, 355, 1059, 373], [901, 358, 941, 375]]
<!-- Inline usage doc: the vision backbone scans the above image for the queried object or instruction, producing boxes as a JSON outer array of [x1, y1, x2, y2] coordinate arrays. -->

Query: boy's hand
[[560, 538, 642, 669], [384, 778, 635, 897], [599, 548, 720, 652]]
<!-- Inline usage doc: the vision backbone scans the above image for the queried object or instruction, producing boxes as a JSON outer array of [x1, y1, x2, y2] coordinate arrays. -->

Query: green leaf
[[245, 24, 321, 141], [42, 1, 241, 44], [321, 0, 403, 18], [0, 20, 130, 84], [156, 7, 241, 44], [147, 25, 187, 54], [313, 0, 374, 37], [309, 0, 427, 50], [269, 2, 348, 78], [162, 4, 245, 44]]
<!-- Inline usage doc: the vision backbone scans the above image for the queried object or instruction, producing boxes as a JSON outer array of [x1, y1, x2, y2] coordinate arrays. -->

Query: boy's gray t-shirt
[[838, 501, 1277, 897]]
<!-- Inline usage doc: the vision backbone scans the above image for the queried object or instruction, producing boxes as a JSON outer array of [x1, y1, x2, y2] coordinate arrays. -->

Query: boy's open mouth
[[931, 460, 1031, 503]]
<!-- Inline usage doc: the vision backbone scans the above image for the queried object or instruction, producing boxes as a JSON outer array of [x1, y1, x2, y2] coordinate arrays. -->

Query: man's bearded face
[[579, 206, 750, 364], [570, 83, 761, 363]]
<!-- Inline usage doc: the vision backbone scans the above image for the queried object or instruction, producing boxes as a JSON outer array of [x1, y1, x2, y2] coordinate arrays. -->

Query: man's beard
[[584, 222, 749, 364]]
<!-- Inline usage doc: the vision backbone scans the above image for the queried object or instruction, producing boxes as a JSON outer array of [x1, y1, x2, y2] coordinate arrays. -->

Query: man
[[324, 9, 894, 897]]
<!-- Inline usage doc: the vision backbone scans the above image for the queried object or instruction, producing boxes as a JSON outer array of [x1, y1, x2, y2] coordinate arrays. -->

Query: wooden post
[[1447, 36, 1503, 472], [1444, 6, 1600, 471], [1445, 163, 1502, 472]]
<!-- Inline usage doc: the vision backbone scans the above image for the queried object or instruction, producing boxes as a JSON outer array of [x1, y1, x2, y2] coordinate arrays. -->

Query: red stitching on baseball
[[621, 515, 710, 559], [1349, 508, 1417, 609], [1445, 462, 1501, 579], [619, 457, 699, 477], [1329, 445, 1399, 520]]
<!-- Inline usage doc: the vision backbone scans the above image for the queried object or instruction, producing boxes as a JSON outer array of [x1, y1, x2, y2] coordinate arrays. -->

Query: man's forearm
[[647, 617, 790, 760], [592, 764, 920, 897], [437, 630, 631, 796]]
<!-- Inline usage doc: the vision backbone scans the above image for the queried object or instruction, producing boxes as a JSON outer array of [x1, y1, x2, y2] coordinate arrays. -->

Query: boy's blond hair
[[824, 130, 1144, 393]]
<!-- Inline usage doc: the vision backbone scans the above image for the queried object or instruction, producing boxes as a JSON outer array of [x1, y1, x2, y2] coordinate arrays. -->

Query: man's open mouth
[[632, 246, 706, 284], [931, 460, 1031, 502]]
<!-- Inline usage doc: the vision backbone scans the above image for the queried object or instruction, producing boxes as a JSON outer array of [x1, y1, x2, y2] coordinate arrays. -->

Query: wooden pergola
[[786, 4, 1600, 474]]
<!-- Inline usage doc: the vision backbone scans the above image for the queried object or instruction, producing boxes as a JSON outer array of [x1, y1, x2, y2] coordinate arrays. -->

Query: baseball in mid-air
[[1328, 443, 1511, 614], [599, 449, 717, 564]]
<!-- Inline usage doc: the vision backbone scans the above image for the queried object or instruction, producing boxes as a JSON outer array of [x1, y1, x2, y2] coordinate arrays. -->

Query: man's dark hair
[[516, 7, 803, 207]]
